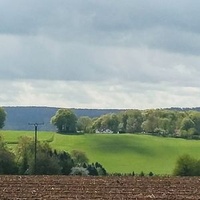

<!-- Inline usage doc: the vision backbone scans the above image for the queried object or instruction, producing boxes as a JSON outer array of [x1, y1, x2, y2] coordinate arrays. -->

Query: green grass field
[[0, 130, 54, 144], [1, 130, 200, 175]]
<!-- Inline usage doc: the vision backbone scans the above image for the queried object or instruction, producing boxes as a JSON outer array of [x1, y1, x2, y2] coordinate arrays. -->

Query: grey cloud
[[0, 36, 114, 81], [0, 33, 200, 87], [1, 1, 200, 45], [1, 0, 200, 109]]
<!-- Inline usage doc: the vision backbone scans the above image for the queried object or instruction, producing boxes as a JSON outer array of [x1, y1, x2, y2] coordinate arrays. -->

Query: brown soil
[[0, 176, 200, 199]]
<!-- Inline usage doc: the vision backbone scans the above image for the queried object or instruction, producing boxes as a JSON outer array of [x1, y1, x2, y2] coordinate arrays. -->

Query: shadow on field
[[56, 132, 84, 136], [89, 135, 153, 156]]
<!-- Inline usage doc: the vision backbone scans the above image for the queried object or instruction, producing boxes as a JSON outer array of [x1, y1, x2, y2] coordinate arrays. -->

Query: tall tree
[[0, 135, 18, 174], [51, 109, 77, 133], [188, 111, 200, 134], [142, 109, 159, 133], [77, 116, 92, 133], [91, 113, 119, 133], [17, 136, 61, 175], [0, 107, 6, 129], [180, 117, 195, 132], [125, 110, 143, 133], [108, 113, 119, 133], [58, 151, 74, 175]]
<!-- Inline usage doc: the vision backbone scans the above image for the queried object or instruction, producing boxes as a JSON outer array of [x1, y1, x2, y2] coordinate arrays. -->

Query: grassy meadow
[[0, 130, 54, 144], [1, 130, 200, 175]]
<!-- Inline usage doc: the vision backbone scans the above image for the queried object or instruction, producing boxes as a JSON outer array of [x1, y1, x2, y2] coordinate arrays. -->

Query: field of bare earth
[[0, 176, 200, 199]]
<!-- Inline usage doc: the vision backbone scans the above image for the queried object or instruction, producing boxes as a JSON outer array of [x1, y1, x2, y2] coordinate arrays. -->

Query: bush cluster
[[0, 135, 107, 175]]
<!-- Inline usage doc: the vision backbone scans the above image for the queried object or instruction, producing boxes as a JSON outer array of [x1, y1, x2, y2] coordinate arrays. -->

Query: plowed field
[[0, 176, 200, 199]]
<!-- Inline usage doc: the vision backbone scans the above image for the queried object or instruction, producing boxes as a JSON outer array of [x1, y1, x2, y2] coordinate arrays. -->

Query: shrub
[[70, 167, 89, 176], [149, 171, 154, 176], [173, 154, 197, 176], [29, 151, 61, 175], [71, 150, 89, 165], [139, 171, 145, 176]]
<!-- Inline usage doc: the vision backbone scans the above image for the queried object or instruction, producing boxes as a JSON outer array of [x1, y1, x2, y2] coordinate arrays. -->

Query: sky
[[1, 0, 200, 109]]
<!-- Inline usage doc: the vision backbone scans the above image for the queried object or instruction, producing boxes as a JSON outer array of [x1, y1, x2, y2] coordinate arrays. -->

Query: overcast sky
[[1, 0, 200, 109]]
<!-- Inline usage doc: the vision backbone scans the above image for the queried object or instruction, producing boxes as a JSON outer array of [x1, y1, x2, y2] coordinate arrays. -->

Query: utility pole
[[28, 122, 44, 174]]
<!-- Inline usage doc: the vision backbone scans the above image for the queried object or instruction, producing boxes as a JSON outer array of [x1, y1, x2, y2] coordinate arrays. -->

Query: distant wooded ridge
[[3, 106, 200, 131], [3, 106, 123, 131]]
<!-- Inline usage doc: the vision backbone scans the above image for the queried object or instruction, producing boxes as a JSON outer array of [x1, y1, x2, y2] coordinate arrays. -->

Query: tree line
[[2, 106, 200, 138], [51, 108, 200, 139], [0, 135, 107, 175]]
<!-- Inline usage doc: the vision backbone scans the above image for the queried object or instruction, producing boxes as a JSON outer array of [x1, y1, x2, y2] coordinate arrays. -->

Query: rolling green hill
[[2, 130, 200, 175]]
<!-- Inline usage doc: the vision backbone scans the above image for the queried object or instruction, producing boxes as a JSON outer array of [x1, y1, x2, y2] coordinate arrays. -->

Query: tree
[[156, 118, 171, 135], [71, 150, 89, 166], [17, 136, 34, 174], [125, 110, 143, 133], [17, 136, 61, 175], [0, 135, 18, 174], [87, 164, 98, 176], [51, 109, 77, 133], [141, 109, 159, 134], [158, 110, 177, 135], [188, 111, 200, 134], [180, 117, 195, 132], [91, 113, 119, 133], [28, 151, 61, 175], [118, 112, 128, 133], [82, 162, 107, 176], [0, 107, 6, 129], [141, 109, 178, 136], [57, 151, 74, 175], [95, 162, 107, 176], [107, 114, 119, 133], [173, 154, 196, 176], [77, 116, 92, 133]]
